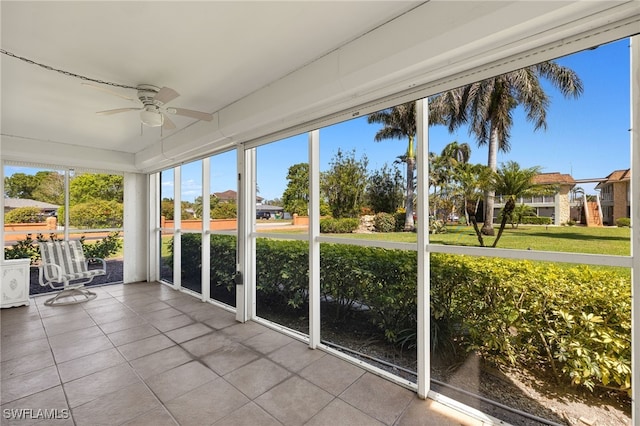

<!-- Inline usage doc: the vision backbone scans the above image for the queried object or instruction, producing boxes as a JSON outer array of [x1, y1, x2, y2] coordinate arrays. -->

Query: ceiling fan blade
[[154, 87, 180, 104], [162, 113, 176, 130], [82, 83, 136, 101], [166, 107, 214, 122], [96, 107, 142, 115]]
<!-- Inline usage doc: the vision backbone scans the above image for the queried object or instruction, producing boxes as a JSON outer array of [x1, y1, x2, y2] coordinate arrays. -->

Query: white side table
[[1, 259, 31, 308]]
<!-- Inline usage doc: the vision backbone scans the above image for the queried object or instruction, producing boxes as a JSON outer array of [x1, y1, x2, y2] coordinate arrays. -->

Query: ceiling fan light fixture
[[140, 108, 163, 127]]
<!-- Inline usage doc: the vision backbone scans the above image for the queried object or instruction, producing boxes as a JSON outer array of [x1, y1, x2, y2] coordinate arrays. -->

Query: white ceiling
[[2, 1, 639, 173]]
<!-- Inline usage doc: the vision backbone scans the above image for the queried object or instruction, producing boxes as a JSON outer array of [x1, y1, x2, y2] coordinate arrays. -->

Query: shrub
[[319, 217, 359, 233], [521, 215, 552, 225], [373, 212, 396, 233], [394, 211, 406, 231], [5, 207, 45, 224], [616, 217, 630, 227], [80, 232, 122, 260], [62, 200, 123, 228], [4, 232, 121, 264]]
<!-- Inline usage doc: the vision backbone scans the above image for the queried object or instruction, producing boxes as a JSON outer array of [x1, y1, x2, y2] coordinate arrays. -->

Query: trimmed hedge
[[176, 236, 630, 392], [520, 215, 553, 225], [319, 217, 359, 233]]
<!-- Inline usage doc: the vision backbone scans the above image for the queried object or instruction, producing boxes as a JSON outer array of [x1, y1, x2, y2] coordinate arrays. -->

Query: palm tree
[[430, 61, 583, 235], [368, 102, 417, 230], [452, 162, 493, 246], [429, 141, 472, 221], [490, 161, 543, 247]]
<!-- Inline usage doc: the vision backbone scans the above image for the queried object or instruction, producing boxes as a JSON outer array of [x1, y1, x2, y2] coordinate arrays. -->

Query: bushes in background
[[616, 217, 630, 227], [4, 232, 122, 263], [319, 217, 359, 233], [176, 236, 630, 392]]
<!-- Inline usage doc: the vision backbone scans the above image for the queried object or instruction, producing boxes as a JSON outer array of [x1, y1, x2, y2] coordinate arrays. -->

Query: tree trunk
[[482, 126, 499, 236], [466, 199, 484, 247], [492, 197, 514, 247], [404, 156, 415, 231]]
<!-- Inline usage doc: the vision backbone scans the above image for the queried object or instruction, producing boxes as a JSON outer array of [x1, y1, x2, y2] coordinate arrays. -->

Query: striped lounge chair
[[38, 240, 106, 306]]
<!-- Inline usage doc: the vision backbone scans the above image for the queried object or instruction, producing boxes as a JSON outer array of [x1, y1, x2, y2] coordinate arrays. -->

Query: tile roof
[[532, 172, 575, 185], [3, 198, 60, 209]]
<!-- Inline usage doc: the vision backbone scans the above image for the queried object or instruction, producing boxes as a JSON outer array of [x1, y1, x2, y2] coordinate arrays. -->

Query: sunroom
[[2, 2, 639, 425]]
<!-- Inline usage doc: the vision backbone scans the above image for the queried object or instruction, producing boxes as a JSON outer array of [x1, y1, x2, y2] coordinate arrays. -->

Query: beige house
[[494, 172, 576, 225], [596, 169, 631, 225]]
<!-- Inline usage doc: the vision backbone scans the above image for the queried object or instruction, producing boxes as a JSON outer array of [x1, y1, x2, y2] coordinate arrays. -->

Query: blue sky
[[7, 38, 631, 203]]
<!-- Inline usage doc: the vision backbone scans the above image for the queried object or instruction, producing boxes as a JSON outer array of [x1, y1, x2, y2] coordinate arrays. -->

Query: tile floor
[[1, 282, 486, 425]]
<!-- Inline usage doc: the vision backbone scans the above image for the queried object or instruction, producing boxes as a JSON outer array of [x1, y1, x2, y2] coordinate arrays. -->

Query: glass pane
[[256, 135, 308, 231], [427, 38, 630, 254], [320, 243, 417, 382], [321, 113, 409, 238], [209, 150, 238, 306], [159, 169, 175, 284], [181, 233, 202, 294], [430, 253, 631, 424], [68, 171, 123, 229], [255, 236, 309, 335], [159, 231, 173, 284]]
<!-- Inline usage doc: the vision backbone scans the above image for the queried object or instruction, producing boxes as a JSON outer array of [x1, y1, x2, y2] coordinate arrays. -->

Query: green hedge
[[521, 215, 553, 225], [319, 218, 359, 233], [176, 236, 630, 392]]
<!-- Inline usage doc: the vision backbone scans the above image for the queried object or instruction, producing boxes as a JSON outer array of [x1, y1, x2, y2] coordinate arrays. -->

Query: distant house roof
[[595, 168, 631, 189], [532, 172, 575, 185], [4, 198, 60, 210], [213, 190, 264, 203]]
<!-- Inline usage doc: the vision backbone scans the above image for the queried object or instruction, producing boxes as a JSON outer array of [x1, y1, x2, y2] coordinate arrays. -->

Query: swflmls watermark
[[3, 408, 70, 420]]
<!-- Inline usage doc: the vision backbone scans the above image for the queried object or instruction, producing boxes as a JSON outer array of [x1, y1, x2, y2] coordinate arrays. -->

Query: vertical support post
[[148, 173, 160, 283], [173, 166, 181, 290], [416, 98, 430, 399], [308, 129, 321, 349], [0, 161, 4, 247], [630, 34, 639, 425], [202, 158, 211, 302], [237, 147, 256, 322], [64, 169, 71, 241]]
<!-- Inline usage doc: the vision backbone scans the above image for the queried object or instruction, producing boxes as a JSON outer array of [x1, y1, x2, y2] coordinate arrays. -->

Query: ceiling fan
[[86, 83, 214, 130]]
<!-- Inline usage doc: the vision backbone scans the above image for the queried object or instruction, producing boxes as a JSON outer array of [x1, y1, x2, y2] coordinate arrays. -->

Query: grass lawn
[[327, 225, 631, 256]]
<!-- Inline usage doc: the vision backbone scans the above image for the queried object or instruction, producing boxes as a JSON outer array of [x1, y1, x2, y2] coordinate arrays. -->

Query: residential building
[[596, 168, 631, 225]]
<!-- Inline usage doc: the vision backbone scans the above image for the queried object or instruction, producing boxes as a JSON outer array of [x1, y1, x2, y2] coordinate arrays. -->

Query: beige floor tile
[[306, 398, 385, 426], [47, 325, 104, 347], [220, 321, 267, 342], [214, 402, 282, 426], [146, 361, 218, 403], [339, 372, 414, 425], [165, 378, 249, 426], [50, 334, 114, 363], [42, 311, 96, 336], [241, 328, 294, 354], [0, 323, 47, 345], [299, 353, 365, 396], [139, 307, 183, 321], [149, 313, 194, 332], [71, 381, 161, 426], [117, 334, 175, 360], [57, 347, 126, 383], [88, 307, 139, 325], [1, 349, 55, 380], [203, 311, 238, 330], [1, 365, 60, 404], [107, 323, 160, 346], [164, 322, 212, 344], [0, 337, 50, 362], [63, 363, 141, 408], [201, 343, 260, 376], [98, 315, 148, 334], [121, 407, 179, 426], [268, 341, 325, 372], [0, 386, 69, 426], [129, 345, 193, 379], [224, 358, 291, 400], [180, 332, 234, 357], [254, 376, 334, 425]]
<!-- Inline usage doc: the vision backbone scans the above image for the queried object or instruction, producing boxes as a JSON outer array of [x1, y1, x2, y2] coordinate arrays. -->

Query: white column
[[630, 34, 639, 425], [202, 158, 211, 301], [123, 172, 148, 283], [173, 166, 181, 290], [308, 130, 321, 349], [416, 98, 430, 399], [236, 147, 256, 322], [147, 173, 160, 283]]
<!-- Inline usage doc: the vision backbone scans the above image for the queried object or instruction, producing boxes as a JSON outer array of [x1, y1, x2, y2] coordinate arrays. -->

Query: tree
[[368, 102, 417, 230], [321, 149, 368, 218], [502, 203, 536, 229], [491, 161, 544, 247], [366, 163, 404, 213], [431, 61, 583, 235], [32, 172, 64, 205], [282, 163, 310, 216], [452, 163, 493, 246], [429, 141, 472, 221], [70, 173, 124, 203], [4, 172, 41, 198]]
